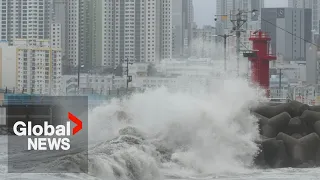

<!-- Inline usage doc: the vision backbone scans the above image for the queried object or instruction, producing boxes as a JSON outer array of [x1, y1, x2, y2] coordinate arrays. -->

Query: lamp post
[[112, 68, 116, 90], [212, 34, 235, 72], [122, 58, 133, 91], [77, 64, 84, 94]]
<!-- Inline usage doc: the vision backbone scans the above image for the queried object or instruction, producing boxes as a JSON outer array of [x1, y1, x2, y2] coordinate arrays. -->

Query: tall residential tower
[[172, 0, 194, 58], [66, 0, 91, 69], [261, 8, 312, 61], [102, 0, 172, 68], [288, 0, 320, 32], [0, 0, 52, 44]]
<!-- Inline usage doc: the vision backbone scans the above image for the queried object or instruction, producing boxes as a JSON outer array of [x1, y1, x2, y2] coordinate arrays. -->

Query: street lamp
[[112, 67, 116, 90], [212, 34, 235, 72], [121, 58, 133, 91], [77, 64, 84, 94]]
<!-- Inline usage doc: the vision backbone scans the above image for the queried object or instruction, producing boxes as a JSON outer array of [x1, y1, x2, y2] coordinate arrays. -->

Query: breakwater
[[253, 100, 320, 168]]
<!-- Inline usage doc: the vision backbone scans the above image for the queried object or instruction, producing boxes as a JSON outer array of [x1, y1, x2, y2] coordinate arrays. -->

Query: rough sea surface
[[0, 78, 319, 180]]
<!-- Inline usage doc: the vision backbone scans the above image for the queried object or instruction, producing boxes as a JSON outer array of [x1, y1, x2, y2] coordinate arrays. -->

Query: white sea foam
[[83, 77, 266, 179], [1, 76, 320, 180]]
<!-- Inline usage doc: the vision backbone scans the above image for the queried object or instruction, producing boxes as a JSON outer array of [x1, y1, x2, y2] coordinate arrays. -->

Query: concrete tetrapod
[[309, 105, 320, 112], [252, 112, 269, 134], [252, 102, 320, 168], [299, 110, 320, 135], [284, 117, 308, 137], [276, 132, 320, 167], [254, 112, 291, 138], [254, 100, 310, 118], [254, 138, 289, 168]]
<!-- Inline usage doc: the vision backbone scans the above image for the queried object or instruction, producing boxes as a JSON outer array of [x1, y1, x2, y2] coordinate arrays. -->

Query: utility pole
[[215, 9, 258, 76], [213, 34, 235, 72], [279, 68, 282, 97], [77, 61, 80, 94], [77, 62, 84, 94], [202, 32, 206, 58], [230, 10, 249, 76], [123, 58, 133, 91]]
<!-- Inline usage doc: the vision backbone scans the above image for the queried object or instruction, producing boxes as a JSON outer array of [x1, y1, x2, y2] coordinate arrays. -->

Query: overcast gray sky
[[194, 0, 289, 27]]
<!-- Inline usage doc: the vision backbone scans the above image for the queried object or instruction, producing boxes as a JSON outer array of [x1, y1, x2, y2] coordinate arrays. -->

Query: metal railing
[[249, 30, 271, 39]]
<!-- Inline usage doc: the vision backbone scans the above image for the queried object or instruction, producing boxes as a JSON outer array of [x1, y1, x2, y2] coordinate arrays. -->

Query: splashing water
[[0, 77, 268, 180], [85, 77, 267, 179]]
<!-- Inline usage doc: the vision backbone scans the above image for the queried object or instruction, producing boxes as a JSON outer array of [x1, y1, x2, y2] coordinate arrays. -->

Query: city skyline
[[0, 0, 317, 102]]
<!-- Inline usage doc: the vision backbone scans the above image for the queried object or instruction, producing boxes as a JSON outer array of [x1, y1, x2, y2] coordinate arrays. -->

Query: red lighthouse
[[248, 30, 277, 97]]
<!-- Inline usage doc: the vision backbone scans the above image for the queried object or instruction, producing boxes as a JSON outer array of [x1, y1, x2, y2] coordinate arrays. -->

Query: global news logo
[[12, 112, 82, 151]]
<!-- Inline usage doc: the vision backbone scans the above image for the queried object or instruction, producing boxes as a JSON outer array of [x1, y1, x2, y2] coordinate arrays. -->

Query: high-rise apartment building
[[0, 0, 52, 45], [88, 0, 103, 68], [102, 0, 172, 68], [0, 42, 17, 89], [288, 0, 320, 32], [14, 24, 62, 95], [172, 0, 194, 58], [161, 0, 173, 60], [261, 8, 312, 62], [66, 0, 91, 69], [216, 0, 236, 31], [52, 0, 67, 55]]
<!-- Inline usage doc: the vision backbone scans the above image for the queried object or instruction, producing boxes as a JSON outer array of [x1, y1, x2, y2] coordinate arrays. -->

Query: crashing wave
[[19, 79, 265, 179]]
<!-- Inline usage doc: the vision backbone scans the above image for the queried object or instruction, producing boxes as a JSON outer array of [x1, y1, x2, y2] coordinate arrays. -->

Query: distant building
[[157, 58, 216, 77], [288, 0, 320, 33], [270, 62, 307, 83], [88, 0, 102, 68], [52, 0, 67, 55], [305, 43, 318, 84], [216, 0, 237, 31], [315, 33, 320, 50], [261, 8, 312, 62], [191, 25, 216, 58], [61, 74, 126, 95], [269, 75, 289, 99], [66, 0, 92, 69], [14, 38, 62, 95], [102, 0, 172, 68], [0, 42, 17, 90], [134, 75, 211, 93], [172, 0, 194, 58], [215, 0, 264, 50], [61, 62, 150, 95], [0, 0, 52, 45], [291, 84, 318, 105]]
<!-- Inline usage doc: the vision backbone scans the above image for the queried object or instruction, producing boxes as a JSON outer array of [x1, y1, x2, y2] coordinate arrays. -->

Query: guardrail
[[267, 98, 288, 103]]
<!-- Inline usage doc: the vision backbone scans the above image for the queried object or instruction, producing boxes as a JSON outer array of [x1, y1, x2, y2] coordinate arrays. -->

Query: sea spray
[[84, 77, 266, 178], [0, 77, 266, 180]]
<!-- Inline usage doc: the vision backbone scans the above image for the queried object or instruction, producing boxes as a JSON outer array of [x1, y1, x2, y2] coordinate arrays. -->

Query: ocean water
[[0, 78, 319, 180]]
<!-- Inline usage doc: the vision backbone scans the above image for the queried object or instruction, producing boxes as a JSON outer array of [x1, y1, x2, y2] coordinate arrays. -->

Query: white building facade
[[102, 0, 172, 68], [0, 42, 17, 89], [66, 0, 87, 67], [14, 38, 62, 95], [0, 0, 52, 44], [61, 74, 127, 95]]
